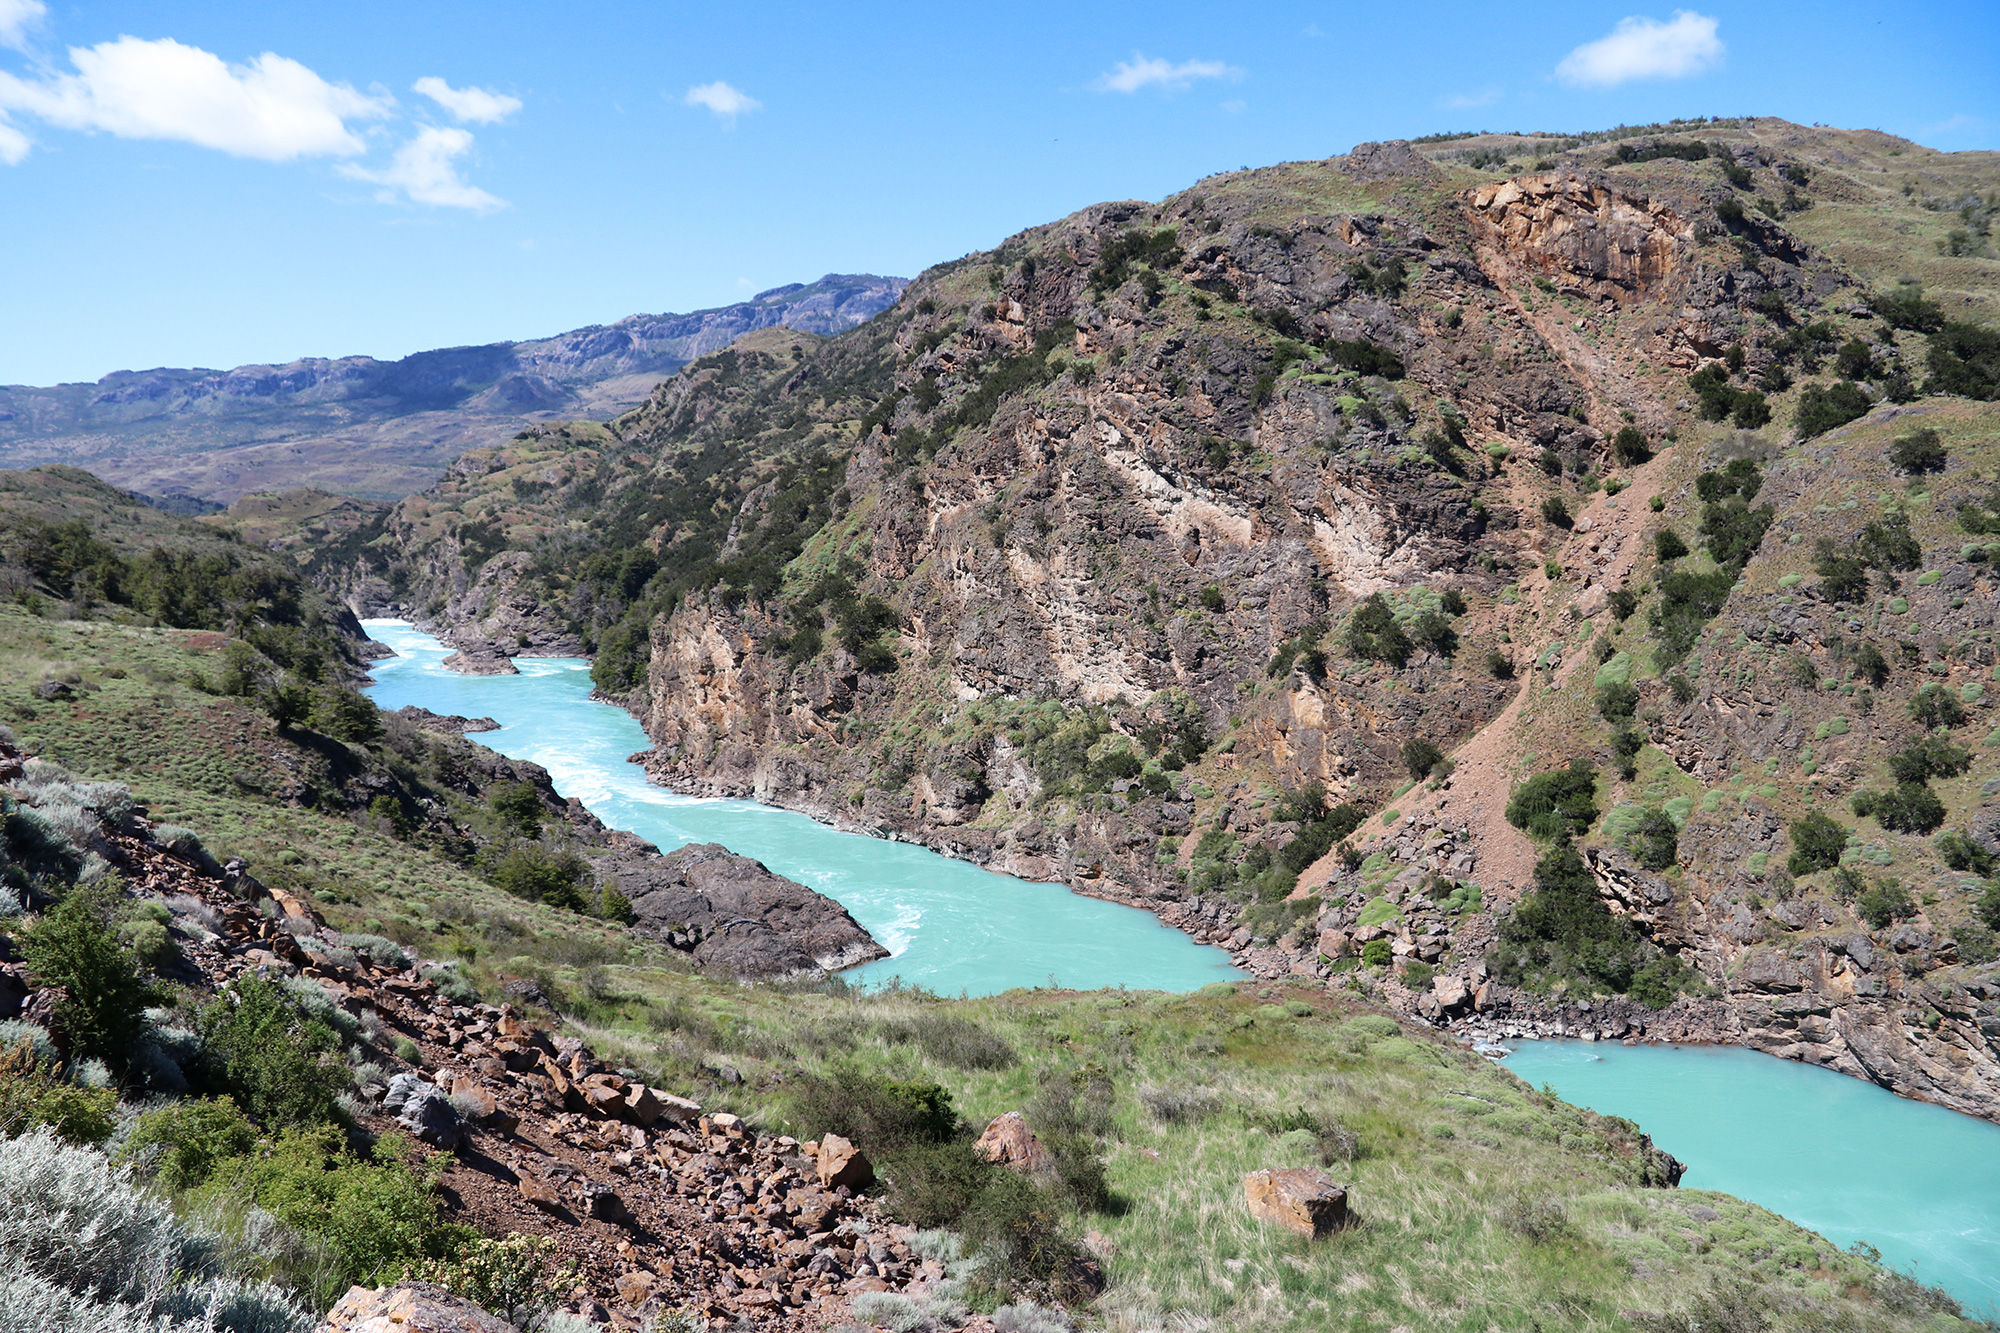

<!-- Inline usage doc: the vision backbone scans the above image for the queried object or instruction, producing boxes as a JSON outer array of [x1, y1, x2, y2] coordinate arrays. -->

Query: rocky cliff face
[[354, 119, 2000, 1123]]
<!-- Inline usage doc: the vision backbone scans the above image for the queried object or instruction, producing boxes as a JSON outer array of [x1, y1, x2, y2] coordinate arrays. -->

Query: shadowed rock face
[[615, 842, 886, 980]]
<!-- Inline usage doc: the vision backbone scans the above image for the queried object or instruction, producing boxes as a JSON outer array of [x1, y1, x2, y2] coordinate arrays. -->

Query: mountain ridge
[[0, 273, 907, 503]]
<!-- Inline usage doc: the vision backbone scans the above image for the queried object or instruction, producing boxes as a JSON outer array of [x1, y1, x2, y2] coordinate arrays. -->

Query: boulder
[[815, 1133, 874, 1191], [974, 1111, 1051, 1174], [317, 1282, 515, 1333], [1244, 1168, 1349, 1238], [623, 1082, 665, 1125], [439, 637, 518, 676], [384, 1073, 462, 1150], [617, 843, 888, 980]]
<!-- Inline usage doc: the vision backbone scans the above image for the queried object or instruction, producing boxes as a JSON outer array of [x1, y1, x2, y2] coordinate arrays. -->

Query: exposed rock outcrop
[[614, 842, 887, 980]]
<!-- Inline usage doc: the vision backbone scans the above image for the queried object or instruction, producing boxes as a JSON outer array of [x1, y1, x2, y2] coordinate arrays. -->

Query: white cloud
[[683, 80, 759, 121], [339, 125, 503, 211], [413, 76, 520, 124], [0, 119, 27, 163], [1094, 54, 1242, 94], [0, 0, 45, 52], [0, 35, 390, 160], [1442, 86, 1504, 110], [1555, 11, 1723, 88]]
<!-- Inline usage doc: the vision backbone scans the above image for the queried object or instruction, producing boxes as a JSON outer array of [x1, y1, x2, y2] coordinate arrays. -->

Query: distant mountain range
[[0, 273, 907, 502]]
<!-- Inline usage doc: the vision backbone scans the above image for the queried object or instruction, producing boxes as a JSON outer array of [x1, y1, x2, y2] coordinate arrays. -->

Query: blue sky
[[1, 1, 1994, 386]]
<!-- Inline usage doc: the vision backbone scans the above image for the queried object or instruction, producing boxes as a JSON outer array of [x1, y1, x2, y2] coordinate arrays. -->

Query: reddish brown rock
[[1244, 1168, 1349, 1238], [815, 1133, 873, 1190], [518, 1174, 565, 1213], [975, 1111, 1051, 1174]]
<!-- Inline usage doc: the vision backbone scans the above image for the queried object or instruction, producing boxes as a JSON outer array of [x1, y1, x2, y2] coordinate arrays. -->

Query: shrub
[[1938, 831, 1997, 876], [1667, 674, 1696, 705], [1796, 382, 1872, 438], [486, 782, 544, 838], [196, 973, 349, 1128], [310, 688, 383, 744], [122, 1096, 258, 1192], [1926, 320, 2000, 400], [1492, 841, 1649, 996], [1344, 593, 1411, 668], [1909, 683, 1967, 729], [957, 1168, 1087, 1297], [216, 1127, 473, 1304], [1812, 539, 1870, 602], [0, 1127, 313, 1333], [487, 845, 591, 911], [21, 889, 152, 1072], [1653, 529, 1689, 562], [1787, 812, 1849, 876], [1597, 681, 1640, 720], [1608, 588, 1638, 620], [1852, 641, 1890, 687], [1361, 939, 1392, 967], [1874, 285, 1943, 333], [1629, 807, 1679, 872], [1499, 1194, 1571, 1243], [1857, 881, 1916, 928], [789, 1068, 959, 1155], [1889, 428, 1948, 474], [1611, 426, 1652, 466], [1400, 738, 1445, 779], [414, 1233, 573, 1331], [1505, 761, 1599, 839], [1485, 649, 1515, 679], [1887, 736, 1972, 785], [1731, 390, 1772, 429], [1540, 495, 1572, 528], [1408, 610, 1456, 655], [1866, 784, 1946, 835], [0, 1041, 117, 1145], [1138, 1083, 1221, 1124], [1856, 512, 1922, 571]]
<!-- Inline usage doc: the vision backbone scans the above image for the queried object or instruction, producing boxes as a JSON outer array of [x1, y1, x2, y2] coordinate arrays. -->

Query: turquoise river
[[362, 621, 1999, 1312]]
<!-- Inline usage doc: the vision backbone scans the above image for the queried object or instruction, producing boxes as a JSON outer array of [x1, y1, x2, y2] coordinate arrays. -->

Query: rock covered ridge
[[0, 739, 917, 1331]]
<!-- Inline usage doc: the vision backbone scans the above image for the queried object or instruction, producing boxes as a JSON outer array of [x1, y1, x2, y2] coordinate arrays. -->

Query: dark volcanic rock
[[616, 842, 886, 980], [391, 705, 502, 734], [439, 636, 519, 676]]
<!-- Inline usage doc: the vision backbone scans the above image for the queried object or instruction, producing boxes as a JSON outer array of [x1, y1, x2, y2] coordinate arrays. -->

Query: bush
[[1400, 738, 1445, 779], [1540, 495, 1572, 528], [1866, 784, 1946, 835], [957, 1168, 1087, 1297], [0, 1041, 117, 1145], [1857, 881, 1916, 928], [1909, 683, 1967, 729], [1796, 382, 1872, 438], [1938, 831, 1997, 876], [1875, 285, 1943, 333], [1505, 761, 1599, 839], [1611, 426, 1652, 466], [1812, 539, 1870, 602], [789, 1068, 959, 1155], [877, 1014, 1017, 1071], [1485, 649, 1515, 679], [415, 1233, 573, 1331], [216, 1127, 473, 1306], [122, 1096, 258, 1192], [0, 1127, 313, 1333], [21, 889, 152, 1072], [1630, 807, 1679, 872], [196, 973, 349, 1128], [1889, 428, 1948, 474], [1851, 641, 1890, 687], [487, 845, 591, 911], [1491, 841, 1654, 997], [309, 688, 383, 745], [1407, 611, 1456, 656], [1887, 736, 1971, 785], [1344, 593, 1411, 668], [1653, 529, 1689, 562], [1361, 939, 1392, 967], [486, 782, 544, 838], [1926, 320, 2000, 400], [1787, 812, 1849, 876], [1597, 682, 1639, 720], [1138, 1083, 1221, 1124]]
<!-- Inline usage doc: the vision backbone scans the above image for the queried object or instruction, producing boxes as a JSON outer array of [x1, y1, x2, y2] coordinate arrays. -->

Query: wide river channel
[[361, 621, 1999, 1311]]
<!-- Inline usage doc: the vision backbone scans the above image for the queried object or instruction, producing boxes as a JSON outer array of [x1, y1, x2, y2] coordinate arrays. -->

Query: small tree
[[263, 683, 311, 731], [1888, 428, 1947, 474], [1400, 738, 1445, 780], [1909, 684, 1967, 730], [1653, 529, 1689, 562], [21, 891, 151, 1072], [1786, 812, 1848, 876], [1611, 426, 1652, 466], [1541, 495, 1573, 528]]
